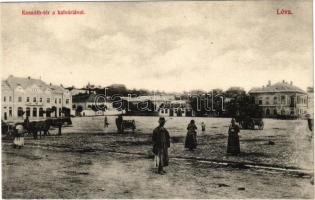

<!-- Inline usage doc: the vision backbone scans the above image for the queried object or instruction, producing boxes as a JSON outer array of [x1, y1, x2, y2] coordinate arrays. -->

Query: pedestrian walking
[[227, 118, 240, 155], [152, 117, 170, 175], [185, 120, 198, 151], [104, 116, 109, 128], [201, 122, 206, 132]]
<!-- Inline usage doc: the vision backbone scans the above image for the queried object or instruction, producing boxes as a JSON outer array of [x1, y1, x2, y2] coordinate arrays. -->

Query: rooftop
[[2, 75, 68, 93], [249, 80, 306, 94]]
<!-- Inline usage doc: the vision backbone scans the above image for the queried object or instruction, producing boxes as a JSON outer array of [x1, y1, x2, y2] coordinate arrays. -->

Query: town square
[[1, 1, 314, 199]]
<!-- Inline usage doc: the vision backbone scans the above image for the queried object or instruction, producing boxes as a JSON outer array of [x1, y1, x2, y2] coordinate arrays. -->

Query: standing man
[[115, 115, 123, 133], [227, 118, 240, 155], [152, 117, 170, 175]]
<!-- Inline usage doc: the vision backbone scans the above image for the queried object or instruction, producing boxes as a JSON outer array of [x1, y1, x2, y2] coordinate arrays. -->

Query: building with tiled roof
[[1, 75, 72, 121], [249, 80, 309, 118]]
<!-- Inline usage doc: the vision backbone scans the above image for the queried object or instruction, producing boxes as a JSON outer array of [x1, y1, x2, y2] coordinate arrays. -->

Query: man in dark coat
[[227, 118, 240, 155], [116, 115, 123, 133], [152, 117, 170, 174]]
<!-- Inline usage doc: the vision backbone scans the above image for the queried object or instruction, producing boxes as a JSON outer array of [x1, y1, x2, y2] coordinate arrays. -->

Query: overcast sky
[[1, 1, 313, 92]]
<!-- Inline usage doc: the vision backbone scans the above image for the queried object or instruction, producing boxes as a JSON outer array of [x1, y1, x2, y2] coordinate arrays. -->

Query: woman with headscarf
[[227, 118, 240, 155], [185, 120, 198, 151]]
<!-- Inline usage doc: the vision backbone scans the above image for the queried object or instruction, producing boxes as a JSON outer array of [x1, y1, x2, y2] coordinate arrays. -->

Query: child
[[13, 123, 24, 149]]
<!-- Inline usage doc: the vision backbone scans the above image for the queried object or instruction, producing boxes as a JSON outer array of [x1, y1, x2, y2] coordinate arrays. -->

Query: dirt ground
[[2, 116, 314, 198]]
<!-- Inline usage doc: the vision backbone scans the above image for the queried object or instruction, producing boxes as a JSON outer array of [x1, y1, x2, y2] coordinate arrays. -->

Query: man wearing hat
[[152, 117, 170, 174]]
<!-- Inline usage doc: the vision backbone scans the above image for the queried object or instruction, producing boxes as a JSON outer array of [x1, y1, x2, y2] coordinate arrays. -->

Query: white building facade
[[249, 81, 308, 118], [1, 75, 72, 121]]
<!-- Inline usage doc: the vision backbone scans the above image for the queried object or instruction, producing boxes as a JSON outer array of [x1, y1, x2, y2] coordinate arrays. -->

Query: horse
[[45, 118, 64, 135], [23, 120, 51, 139], [22, 117, 70, 139]]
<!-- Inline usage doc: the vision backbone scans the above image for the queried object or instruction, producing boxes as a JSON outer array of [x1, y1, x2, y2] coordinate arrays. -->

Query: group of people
[[152, 117, 240, 174], [183, 119, 240, 154]]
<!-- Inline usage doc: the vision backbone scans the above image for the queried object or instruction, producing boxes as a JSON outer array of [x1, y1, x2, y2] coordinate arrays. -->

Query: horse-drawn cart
[[235, 116, 264, 130], [116, 116, 136, 133]]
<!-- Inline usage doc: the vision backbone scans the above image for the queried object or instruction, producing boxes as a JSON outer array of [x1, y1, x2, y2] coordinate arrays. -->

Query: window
[[26, 107, 30, 117], [17, 107, 23, 117], [3, 96, 6, 102], [39, 98, 42, 103], [46, 108, 51, 117], [39, 108, 44, 117], [26, 97, 30, 102], [161, 109, 164, 114], [9, 107, 12, 117], [33, 107, 37, 117], [33, 97, 36, 103], [9, 96, 12, 102], [265, 101, 269, 105], [273, 96, 277, 105], [66, 99, 69, 104], [266, 109, 270, 116], [59, 98, 61, 104], [59, 108, 62, 117], [47, 98, 50, 103], [259, 100, 263, 105], [165, 109, 168, 114], [18, 96, 22, 102], [281, 95, 286, 104], [72, 104, 76, 109], [55, 99, 57, 104]]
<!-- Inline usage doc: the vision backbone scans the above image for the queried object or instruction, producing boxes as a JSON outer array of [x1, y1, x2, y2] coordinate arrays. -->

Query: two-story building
[[249, 80, 308, 118], [1, 75, 72, 121]]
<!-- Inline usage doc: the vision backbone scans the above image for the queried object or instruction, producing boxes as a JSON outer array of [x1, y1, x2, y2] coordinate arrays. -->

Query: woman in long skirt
[[227, 118, 240, 155], [185, 120, 198, 151]]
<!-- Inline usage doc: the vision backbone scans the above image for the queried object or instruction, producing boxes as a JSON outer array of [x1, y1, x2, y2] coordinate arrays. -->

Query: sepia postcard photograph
[[0, 0, 314, 199]]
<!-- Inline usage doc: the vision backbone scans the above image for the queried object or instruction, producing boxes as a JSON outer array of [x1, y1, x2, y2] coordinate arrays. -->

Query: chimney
[[28, 76, 31, 80], [49, 83, 52, 86], [282, 80, 285, 83], [290, 81, 293, 85], [268, 80, 271, 86]]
